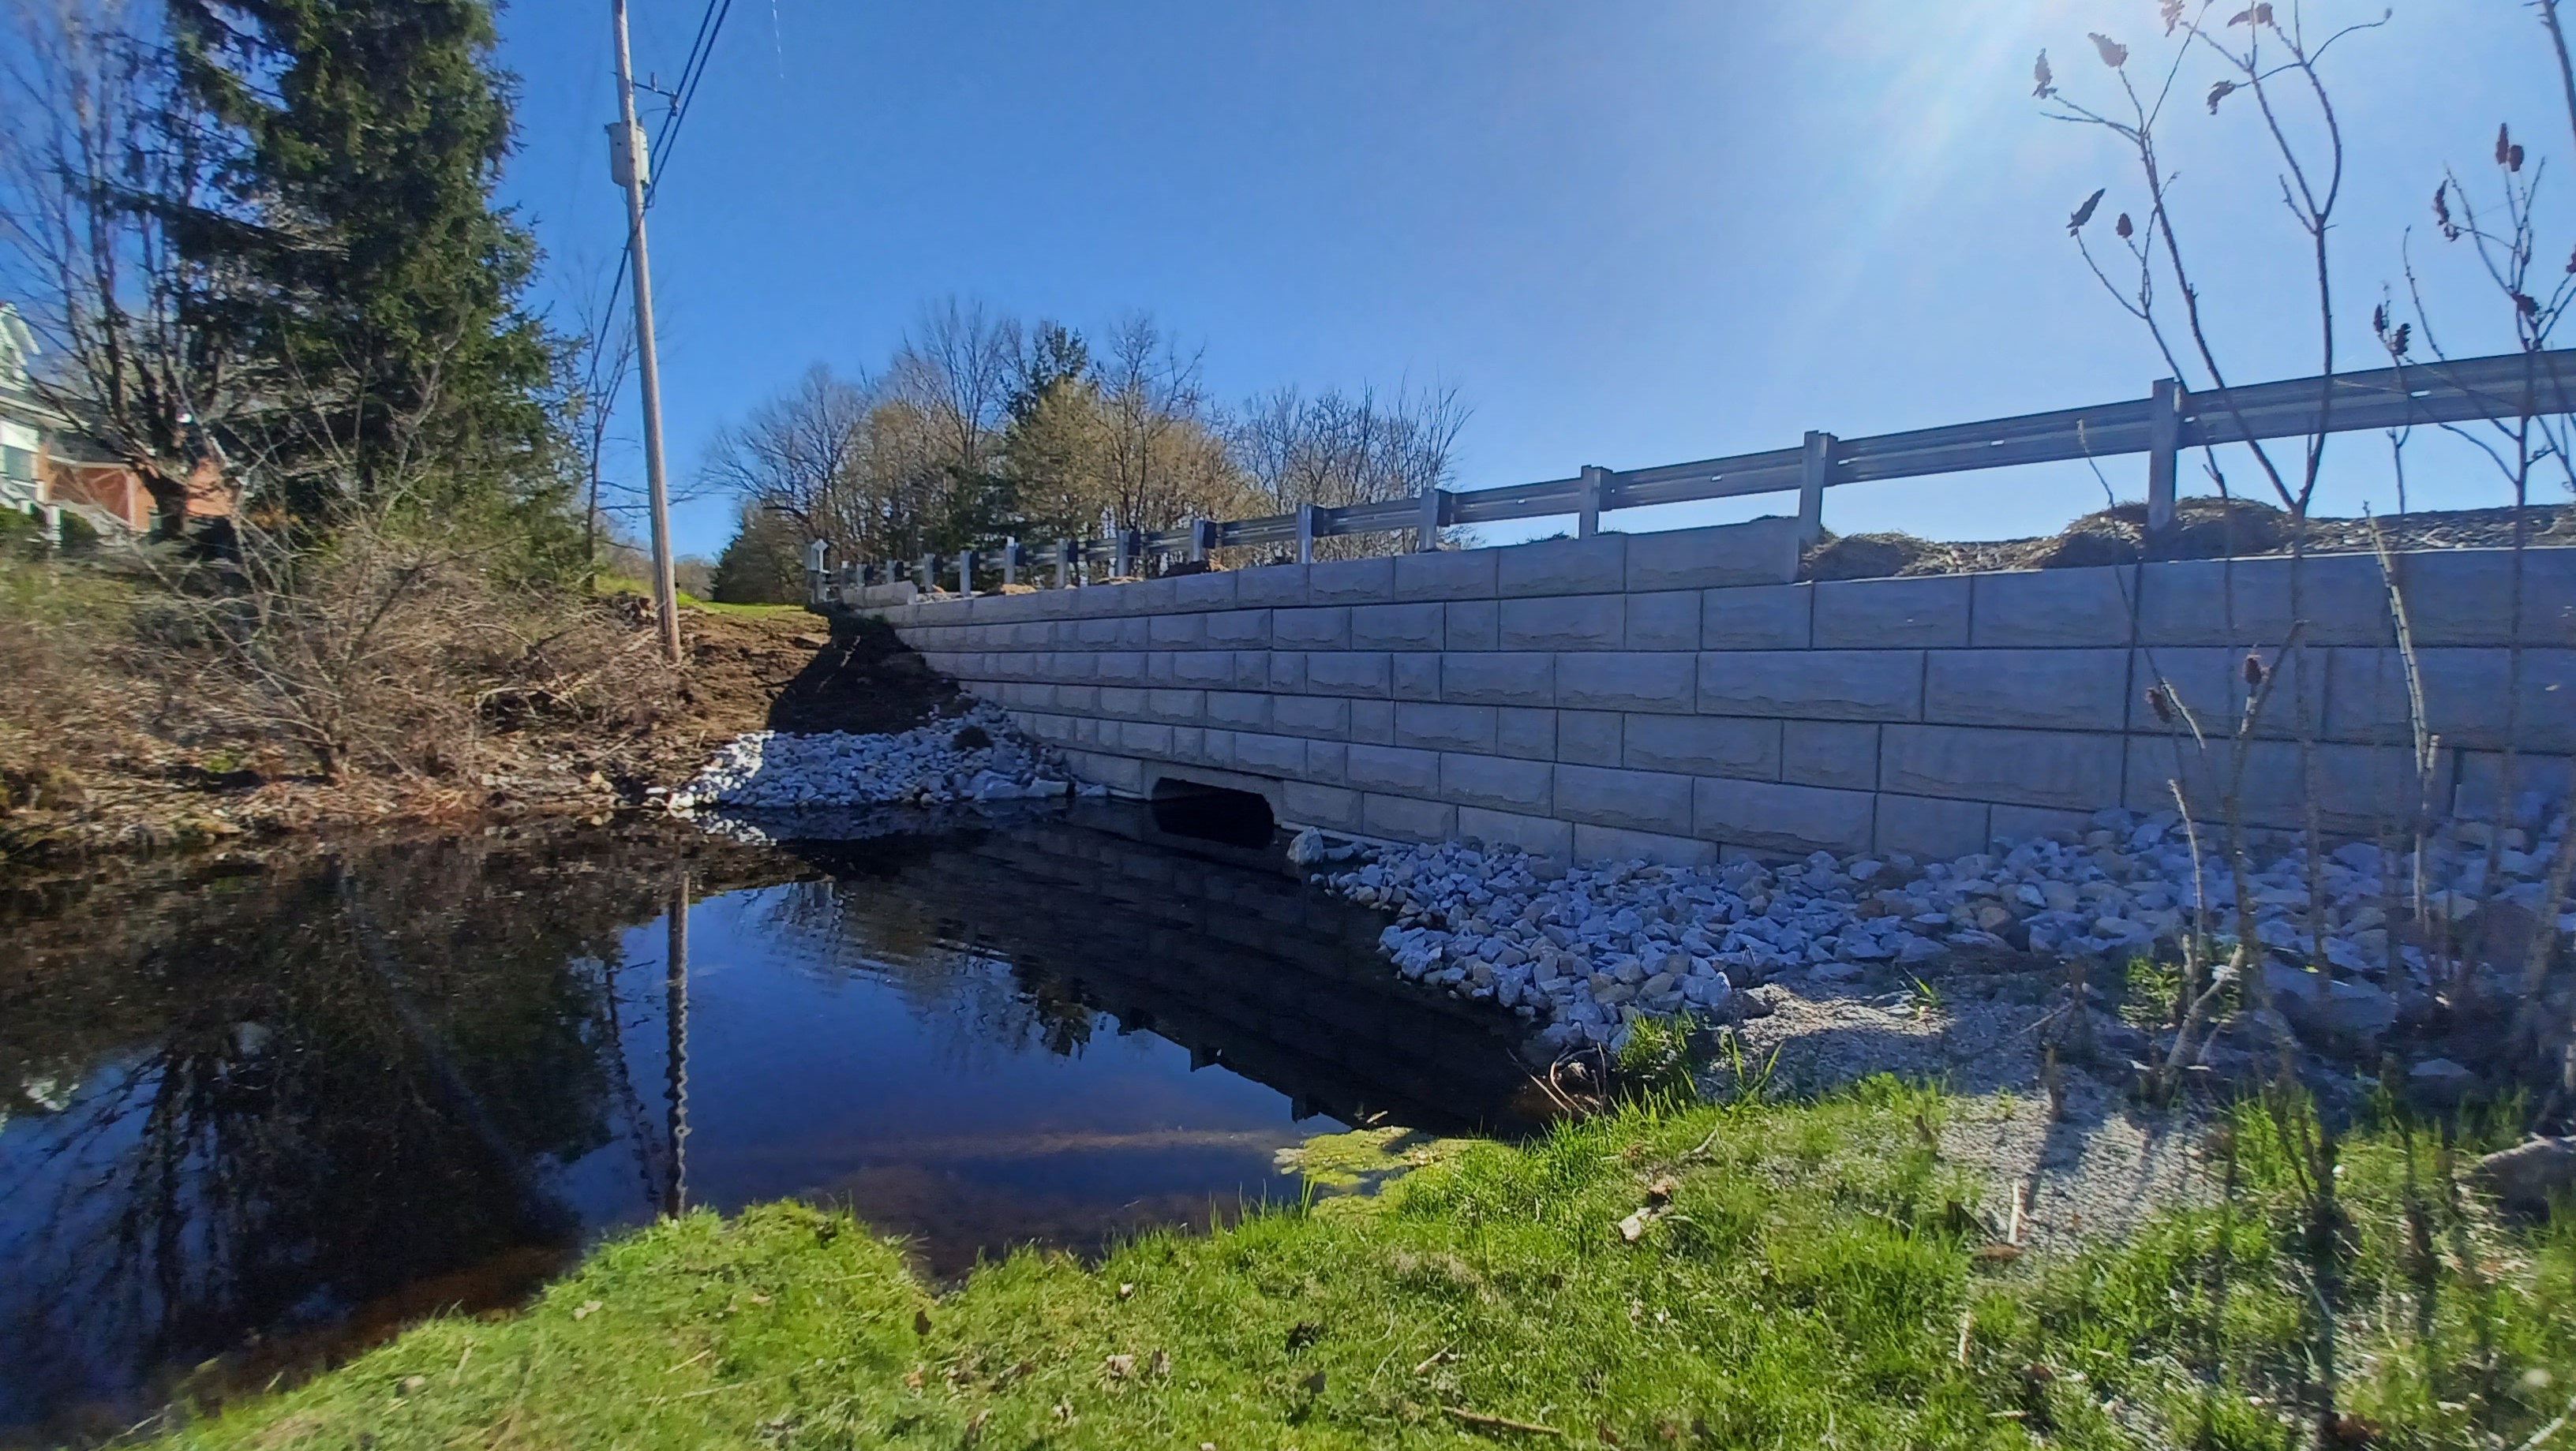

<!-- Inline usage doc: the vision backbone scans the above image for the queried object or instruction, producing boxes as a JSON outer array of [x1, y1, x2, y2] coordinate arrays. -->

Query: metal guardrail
[[846, 347, 2576, 595]]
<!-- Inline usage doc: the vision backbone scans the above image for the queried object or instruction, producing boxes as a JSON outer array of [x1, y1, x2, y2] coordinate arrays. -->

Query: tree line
[[706, 301, 1468, 603]]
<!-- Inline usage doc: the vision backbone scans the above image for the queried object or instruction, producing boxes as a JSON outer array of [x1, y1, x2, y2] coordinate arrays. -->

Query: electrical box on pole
[[605, 120, 649, 188]]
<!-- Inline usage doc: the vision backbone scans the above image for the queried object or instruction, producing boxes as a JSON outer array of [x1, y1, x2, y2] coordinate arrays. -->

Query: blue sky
[[492, 2, 2571, 559]]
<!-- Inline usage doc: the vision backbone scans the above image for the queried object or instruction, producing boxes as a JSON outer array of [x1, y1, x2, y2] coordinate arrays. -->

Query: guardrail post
[[1797, 432, 1833, 548], [1415, 488, 1450, 552], [1296, 503, 1320, 564], [1057, 540, 1076, 587], [1189, 518, 1218, 563], [957, 549, 976, 596], [1113, 529, 1132, 579], [1576, 466, 1605, 538], [2146, 378, 2182, 541], [918, 553, 935, 593], [1002, 537, 1018, 588]]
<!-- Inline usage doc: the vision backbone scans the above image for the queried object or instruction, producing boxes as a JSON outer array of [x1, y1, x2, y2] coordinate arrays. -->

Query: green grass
[[590, 573, 807, 618], [149, 1083, 2574, 1449]]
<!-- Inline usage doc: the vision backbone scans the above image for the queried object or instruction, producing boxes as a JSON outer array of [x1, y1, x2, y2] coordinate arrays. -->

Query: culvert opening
[[1149, 779, 1277, 848]]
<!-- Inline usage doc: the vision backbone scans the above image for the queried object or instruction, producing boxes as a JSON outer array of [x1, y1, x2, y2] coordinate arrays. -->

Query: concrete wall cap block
[[1204, 691, 1274, 731], [1873, 793, 1992, 860], [2393, 546, 2576, 647], [1498, 533, 1627, 596], [1070, 583, 1138, 619], [1272, 606, 1351, 650], [1351, 601, 1447, 651], [1970, 567, 2139, 648], [1306, 555, 1398, 605], [1624, 590, 1702, 652], [1780, 720, 1881, 791], [1881, 724, 2123, 810], [1697, 649, 1923, 721], [1624, 517, 1803, 592], [1924, 648, 2131, 731], [1393, 701, 1499, 754], [1814, 575, 1971, 649], [1446, 600, 1500, 651], [1496, 707, 1559, 761], [1306, 651, 1393, 697], [1623, 713, 1784, 780], [1552, 763, 1696, 835], [1346, 743, 1442, 795], [1232, 731, 1309, 778], [1174, 571, 1238, 610], [1456, 806, 1574, 861], [1392, 653, 1443, 701], [1393, 548, 1499, 601], [2135, 552, 2395, 647], [1572, 823, 1717, 869], [1556, 652, 1698, 714], [1350, 698, 1395, 745], [1556, 709, 1624, 765], [1441, 652, 1556, 708], [1690, 777, 1875, 855], [1129, 578, 1181, 614], [1272, 694, 1354, 741], [1440, 752, 1556, 814], [1232, 563, 1311, 608], [1279, 780, 1365, 832], [1362, 791, 1458, 843], [1203, 609, 1273, 647], [1500, 594, 1625, 651]]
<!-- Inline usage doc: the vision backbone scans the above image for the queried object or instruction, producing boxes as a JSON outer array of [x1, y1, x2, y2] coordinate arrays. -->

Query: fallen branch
[[1443, 1406, 1565, 1438]]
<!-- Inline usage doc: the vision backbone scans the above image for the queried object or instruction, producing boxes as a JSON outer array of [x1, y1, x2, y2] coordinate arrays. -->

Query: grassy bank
[[153, 1083, 2571, 1450]]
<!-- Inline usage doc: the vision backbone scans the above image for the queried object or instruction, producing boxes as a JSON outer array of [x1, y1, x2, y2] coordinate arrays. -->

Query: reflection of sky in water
[[0, 816, 1530, 1440]]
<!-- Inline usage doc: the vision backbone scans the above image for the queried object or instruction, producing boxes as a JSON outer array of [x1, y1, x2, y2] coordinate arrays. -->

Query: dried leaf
[[2433, 181, 2454, 235], [2517, 292, 2542, 318], [2088, 32, 2129, 68], [2069, 187, 2106, 234], [1643, 1176, 1679, 1206], [1150, 1349, 1170, 1378], [914, 1309, 933, 1337], [2161, 0, 2186, 34], [1117, 1282, 1135, 1302], [2115, 212, 2134, 240], [2391, 323, 2411, 357], [1104, 1354, 1135, 1380], [2499, 122, 2514, 168], [1300, 1371, 1327, 1395], [2229, 3, 2275, 24], [572, 1300, 601, 1321], [2147, 686, 2174, 725], [2207, 79, 2237, 114], [2032, 50, 2056, 98], [2510, 144, 2527, 173], [2243, 653, 2266, 687], [1975, 1243, 2025, 1262], [903, 1370, 925, 1390], [962, 1408, 989, 1446]]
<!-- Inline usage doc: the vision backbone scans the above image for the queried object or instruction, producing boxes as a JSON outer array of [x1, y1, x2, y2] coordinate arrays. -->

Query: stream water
[[0, 805, 1537, 1443]]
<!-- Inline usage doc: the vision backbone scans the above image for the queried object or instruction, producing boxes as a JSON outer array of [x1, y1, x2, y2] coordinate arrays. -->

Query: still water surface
[[0, 806, 1533, 1442]]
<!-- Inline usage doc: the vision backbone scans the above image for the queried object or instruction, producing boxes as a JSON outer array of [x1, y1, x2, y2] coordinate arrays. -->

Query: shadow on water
[[0, 806, 1539, 1443]]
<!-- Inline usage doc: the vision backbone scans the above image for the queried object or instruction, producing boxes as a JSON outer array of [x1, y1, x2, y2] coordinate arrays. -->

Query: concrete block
[[1924, 648, 2130, 731], [1971, 567, 2138, 647], [1553, 764, 1695, 834], [1174, 571, 1238, 610], [2327, 646, 2576, 751], [1350, 699, 1395, 745], [1782, 720, 1881, 791], [1141, 652, 1175, 687], [1881, 724, 2122, 810], [1273, 606, 1350, 650], [1625, 517, 1802, 591], [1557, 710, 1624, 765], [1346, 743, 1441, 795], [1203, 609, 1271, 647], [1148, 613, 1205, 649], [1063, 749, 1145, 795], [1272, 694, 1351, 740], [1496, 707, 1559, 760], [1556, 652, 1698, 714], [1697, 649, 1923, 721], [1306, 651, 1392, 697], [1990, 803, 2094, 844], [2454, 750, 2574, 815], [1279, 780, 1365, 831], [1198, 729, 1235, 768], [1098, 686, 1148, 718], [1097, 651, 1148, 683], [1363, 792, 1457, 842], [1441, 653, 1555, 707], [1204, 691, 1273, 731], [1351, 602, 1445, 651], [1394, 702, 1498, 753], [1814, 575, 1971, 648], [1573, 823, 1717, 869], [1117, 720, 1175, 758], [1441, 753, 1555, 813], [1874, 794, 1991, 860], [1230, 652, 1271, 690], [1074, 616, 1127, 648], [2134, 552, 2394, 647], [1130, 578, 1181, 614], [1446, 600, 1499, 650], [1233, 563, 1310, 608], [1393, 548, 1497, 601], [1306, 555, 1396, 605], [1305, 741, 1349, 784], [1392, 653, 1442, 701], [1500, 595, 1624, 650], [1147, 689, 1205, 724], [1267, 652, 1309, 694], [1117, 616, 1151, 649], [1456, 806, 1574, 860], [1170, 725, 1206, 764], [2394, 546, 2576, 647], [1624, 591, 1702, 651], [2131, 645, 2323, 739], [2125, 735, 2449, 834], [1623, 714, 1782, 780], [1497, 533, 1627, 596], [1171, 652, 1234, 686], [1232, 732, 1309, 777], [1055, 684, 1100, 712], [1692, 778, 1876, 855]]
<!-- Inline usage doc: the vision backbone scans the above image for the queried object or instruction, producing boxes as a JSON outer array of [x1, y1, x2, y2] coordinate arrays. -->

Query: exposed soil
[[0, 606, 957, 879]]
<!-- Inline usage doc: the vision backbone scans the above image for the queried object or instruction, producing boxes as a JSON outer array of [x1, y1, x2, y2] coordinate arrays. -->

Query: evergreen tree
[[165, 0, 564, 549]]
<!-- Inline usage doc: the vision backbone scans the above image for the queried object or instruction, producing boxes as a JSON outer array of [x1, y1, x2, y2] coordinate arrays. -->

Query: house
[[0, 301, 237, 540]]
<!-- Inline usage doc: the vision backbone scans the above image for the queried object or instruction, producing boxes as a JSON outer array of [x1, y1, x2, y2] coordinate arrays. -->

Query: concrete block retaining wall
[[856, 518, 2576, 865]]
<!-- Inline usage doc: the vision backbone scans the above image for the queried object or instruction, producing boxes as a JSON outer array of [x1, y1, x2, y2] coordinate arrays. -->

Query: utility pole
[[608, 0, 683, 664]]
